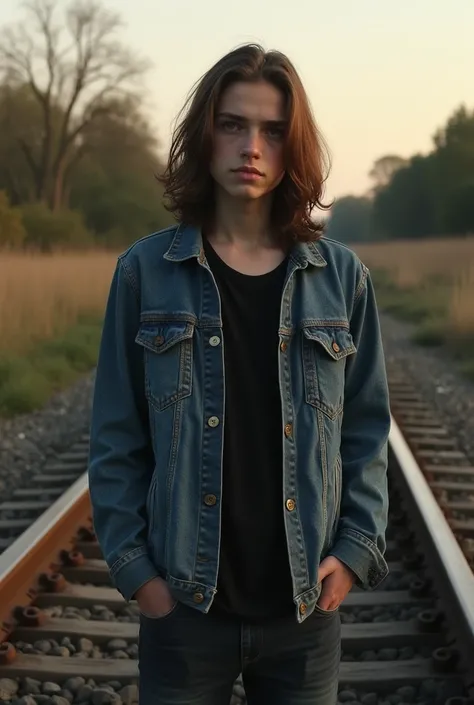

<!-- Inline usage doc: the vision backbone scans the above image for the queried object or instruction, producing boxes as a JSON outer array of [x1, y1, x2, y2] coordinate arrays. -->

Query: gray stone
[[62, 679, 85, 694], [77, 638, 94, 655], [118, 685, 138, 705], [33, 640, 52, 654], [50, 646, 70, 657], [106, 640, 128, 652], [378, 648, 398, 661], [111, 650, 129, 659], [16, 697, 37, 705], [42, 684, 61, 697], [59, 691, 74, 703], [91, 689, 121, 705], [396, 686, 416, 702], [50, 697, 70, 705], [75, 686, 94, 703], [233, 684, 245, 699], [105, 684, 122, 693], [388, 695, 402, 705], [361, 694, 378, 705], [126, 644, 138, 658], [338, 691, 357, 703], [0, 679, 19, 700], [22, 679, 41, 696]]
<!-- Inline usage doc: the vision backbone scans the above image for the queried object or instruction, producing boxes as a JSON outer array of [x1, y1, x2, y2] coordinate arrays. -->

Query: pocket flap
[[136, 320, 194, 354], [302, 325, 356, 360]]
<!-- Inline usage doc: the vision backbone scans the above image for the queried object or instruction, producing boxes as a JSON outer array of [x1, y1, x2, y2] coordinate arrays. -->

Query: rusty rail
[[0, 474, 91, 642]]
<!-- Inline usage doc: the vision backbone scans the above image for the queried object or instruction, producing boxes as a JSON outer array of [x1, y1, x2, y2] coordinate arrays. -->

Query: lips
[[233, 166, 264, 176]]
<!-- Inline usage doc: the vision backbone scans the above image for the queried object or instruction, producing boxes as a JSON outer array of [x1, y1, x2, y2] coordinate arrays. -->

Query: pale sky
[[0, 0, 473, 206]]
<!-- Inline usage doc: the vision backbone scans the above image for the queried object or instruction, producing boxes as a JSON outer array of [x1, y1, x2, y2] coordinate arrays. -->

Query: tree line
[[325, 105, 474, 243], [0, 0, 171, 251]]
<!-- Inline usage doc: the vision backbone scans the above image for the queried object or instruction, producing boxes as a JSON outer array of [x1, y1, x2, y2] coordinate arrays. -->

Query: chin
[[225, 183, 266, 199]]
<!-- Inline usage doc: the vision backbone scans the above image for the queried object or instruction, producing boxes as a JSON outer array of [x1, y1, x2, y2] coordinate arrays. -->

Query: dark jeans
[[138, 601, 341, 705]]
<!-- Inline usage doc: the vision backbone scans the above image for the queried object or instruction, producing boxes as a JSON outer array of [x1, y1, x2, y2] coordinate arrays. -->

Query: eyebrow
[[217, 111, 287, 127]]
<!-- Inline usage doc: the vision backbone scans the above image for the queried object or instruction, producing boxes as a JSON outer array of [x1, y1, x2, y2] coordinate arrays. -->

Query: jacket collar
[[164, 222, 327, 268]]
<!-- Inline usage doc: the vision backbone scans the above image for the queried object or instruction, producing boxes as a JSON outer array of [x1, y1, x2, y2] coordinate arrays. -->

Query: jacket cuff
[[328, 527, 389, 590], [110, 548, 160, 601]]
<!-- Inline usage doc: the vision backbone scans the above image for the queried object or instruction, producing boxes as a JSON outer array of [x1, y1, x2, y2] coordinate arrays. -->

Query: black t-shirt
[[203, 238, 294, 621]]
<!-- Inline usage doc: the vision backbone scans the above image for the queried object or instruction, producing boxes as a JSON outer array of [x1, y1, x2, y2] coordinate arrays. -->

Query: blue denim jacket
[[88, 223, 390, 623]]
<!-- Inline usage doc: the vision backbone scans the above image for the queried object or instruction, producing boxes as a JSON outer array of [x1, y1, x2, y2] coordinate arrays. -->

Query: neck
[[208, 186, 276, 248]]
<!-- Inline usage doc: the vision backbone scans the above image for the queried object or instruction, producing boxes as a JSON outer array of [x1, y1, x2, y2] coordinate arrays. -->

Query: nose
[[240, 131, 262, 160]]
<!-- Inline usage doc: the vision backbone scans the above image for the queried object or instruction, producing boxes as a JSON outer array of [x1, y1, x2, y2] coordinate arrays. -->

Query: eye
[[219, 119, 241, 133], [265, 126, 285, 139]]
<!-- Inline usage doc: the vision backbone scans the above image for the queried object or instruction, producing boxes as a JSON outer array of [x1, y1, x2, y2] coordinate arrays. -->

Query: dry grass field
[[0, 249, 117, 415], [0, 250, 117, 354], [354, 237, 474, 378]]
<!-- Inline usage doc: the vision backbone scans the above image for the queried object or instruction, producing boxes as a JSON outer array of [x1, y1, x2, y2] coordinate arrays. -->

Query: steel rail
[[389, 415, 474, 681], [0, 474, 90, 641]]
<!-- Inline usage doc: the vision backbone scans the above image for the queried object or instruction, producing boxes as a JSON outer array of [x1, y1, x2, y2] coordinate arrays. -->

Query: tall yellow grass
[[0, 249, 117, 354], [354, 237, 474, 333]]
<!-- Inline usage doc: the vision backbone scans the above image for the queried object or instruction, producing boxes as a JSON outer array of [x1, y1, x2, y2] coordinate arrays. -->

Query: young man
[[88, 44, 391, 705]]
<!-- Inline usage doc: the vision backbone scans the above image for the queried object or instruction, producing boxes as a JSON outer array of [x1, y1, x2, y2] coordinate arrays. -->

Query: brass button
[[280, 341, 288, 352], [284, 423, 293, 438], [209, 336, 221, 347], [204, 494, 217, 506], [154, 335, 165, 346], [299, 602, 307, 615], [332, 341, 340, 353], [193, 592, 204, 603], [286, 498, 296, 511], [208, 416, 220, 428]]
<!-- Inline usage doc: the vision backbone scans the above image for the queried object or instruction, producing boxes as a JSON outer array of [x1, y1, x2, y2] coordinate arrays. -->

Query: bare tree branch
[[0, 0, 151, 209]]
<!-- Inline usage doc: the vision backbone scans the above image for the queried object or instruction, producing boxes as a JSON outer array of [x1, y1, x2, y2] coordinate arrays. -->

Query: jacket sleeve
[[88, 257, 159, 601], [328, 263, 391, 590]]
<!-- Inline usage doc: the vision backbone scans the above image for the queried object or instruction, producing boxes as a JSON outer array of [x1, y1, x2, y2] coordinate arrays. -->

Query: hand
[[134, 577, 176, 618], [317, 556, 356, 611]]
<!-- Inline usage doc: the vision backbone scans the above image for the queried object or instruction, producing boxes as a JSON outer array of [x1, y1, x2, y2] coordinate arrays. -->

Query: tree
[[368, 155, 408, 194], [0, 0, 150, 211], [0, 191, 26, 249], [69, 96, 171, 245], [325, 196, 373, 243], [372, 155, 437, 239]]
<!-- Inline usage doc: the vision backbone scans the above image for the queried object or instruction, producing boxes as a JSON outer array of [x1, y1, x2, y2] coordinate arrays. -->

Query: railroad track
[[0, 380, 473, 704]]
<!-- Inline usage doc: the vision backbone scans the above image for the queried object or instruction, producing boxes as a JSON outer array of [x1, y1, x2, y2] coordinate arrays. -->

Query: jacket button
[[204, 494, 217, 506], [332, 341, 340, 353], [286, 498, 296, 511], [154, 335, 165, 346], [280, 341, 288, 352], [209, 336, 221, 347], [193, 592, 204, 603], [284, 423, 293, 438], [299, 602, 307, 615], [208, 416, 220, 428]]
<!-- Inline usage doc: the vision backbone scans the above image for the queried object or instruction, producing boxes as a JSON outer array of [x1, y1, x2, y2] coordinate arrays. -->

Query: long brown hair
[[157, 44, 332, 242]]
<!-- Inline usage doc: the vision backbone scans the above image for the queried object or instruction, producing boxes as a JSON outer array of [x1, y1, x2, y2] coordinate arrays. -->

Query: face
[[209, 80, 287, 201]]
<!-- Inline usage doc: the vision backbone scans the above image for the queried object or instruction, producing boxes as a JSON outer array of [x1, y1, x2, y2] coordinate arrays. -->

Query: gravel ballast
[[0, 371, 95, 504], [380, 313, 474, 463]]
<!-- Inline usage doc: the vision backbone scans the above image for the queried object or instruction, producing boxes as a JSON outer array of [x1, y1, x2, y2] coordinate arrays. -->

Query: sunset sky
[[1, 0, 472, 206]]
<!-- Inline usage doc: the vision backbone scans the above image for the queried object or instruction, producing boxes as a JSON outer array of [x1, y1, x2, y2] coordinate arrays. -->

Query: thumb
[[318, 556, 338, 583]]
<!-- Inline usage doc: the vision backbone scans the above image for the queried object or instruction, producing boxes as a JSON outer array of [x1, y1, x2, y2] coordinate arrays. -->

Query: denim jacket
[[88, 223, 391, 623]]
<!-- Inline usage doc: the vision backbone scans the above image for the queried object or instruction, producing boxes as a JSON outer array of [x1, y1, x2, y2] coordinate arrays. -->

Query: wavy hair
[[157, 44, 332, 242]]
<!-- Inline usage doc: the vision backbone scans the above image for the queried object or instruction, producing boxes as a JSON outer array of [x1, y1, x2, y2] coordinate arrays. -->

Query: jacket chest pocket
[[135, 319, 194, 412], [302, 324, 356, 420]]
